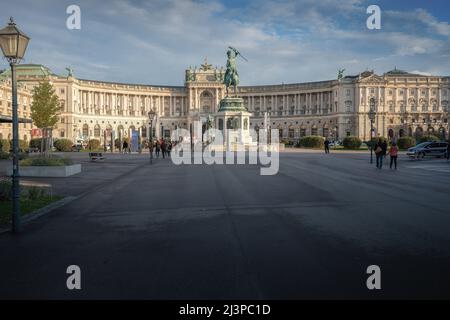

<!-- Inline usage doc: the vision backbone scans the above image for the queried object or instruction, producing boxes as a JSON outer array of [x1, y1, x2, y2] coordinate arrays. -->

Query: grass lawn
[[0, 196, 63, 226]]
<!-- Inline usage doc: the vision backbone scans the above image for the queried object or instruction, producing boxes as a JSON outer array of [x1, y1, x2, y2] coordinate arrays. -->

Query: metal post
[[370, 119, 373, 164], [11, 62, 20, 233], [149, 123, 153, 164]]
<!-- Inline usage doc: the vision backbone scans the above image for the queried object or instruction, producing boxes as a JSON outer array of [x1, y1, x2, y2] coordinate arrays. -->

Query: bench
[[89, 152, 105, 161]]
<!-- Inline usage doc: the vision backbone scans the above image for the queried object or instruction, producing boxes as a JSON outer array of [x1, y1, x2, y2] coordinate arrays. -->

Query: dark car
[[406, 141, 448, 159], [71, 144, 83, 152]]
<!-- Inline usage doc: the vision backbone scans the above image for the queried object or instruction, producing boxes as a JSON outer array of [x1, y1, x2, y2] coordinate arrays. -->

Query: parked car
[[406, 141, 448, 159], [71, 144, 83, 152], [329, 140, 341, 148]]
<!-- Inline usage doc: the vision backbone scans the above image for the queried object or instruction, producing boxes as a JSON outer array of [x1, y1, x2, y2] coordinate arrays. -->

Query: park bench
[[89, 152, 105, 162]]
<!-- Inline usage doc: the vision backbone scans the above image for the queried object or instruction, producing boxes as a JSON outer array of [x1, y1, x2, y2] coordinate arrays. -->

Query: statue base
[[218, 96, 248, 113], [215, 97, 256, 150]]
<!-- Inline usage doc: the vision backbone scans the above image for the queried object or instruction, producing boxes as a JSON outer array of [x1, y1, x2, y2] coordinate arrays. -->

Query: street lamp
[[368, 98, 376, 164], [148, 110, 156, 164], [0, 17, 30, 233]]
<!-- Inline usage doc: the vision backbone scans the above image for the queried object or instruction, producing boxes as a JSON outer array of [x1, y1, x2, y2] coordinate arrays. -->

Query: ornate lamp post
[[369, 98, 376, 164], [148, 110, 156, 164], [0, 17, 30, 233]]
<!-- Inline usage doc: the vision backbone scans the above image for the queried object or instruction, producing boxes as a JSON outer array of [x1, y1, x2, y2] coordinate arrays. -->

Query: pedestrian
[[155, 141, 160, 158], [167, 141, 172, 157], [122, 140, 128, 154], [148, 140, 153, 156], [374, 139, 383, 169], [447, 140, 450, 161], [161, 139, 166, 159], [389, 142, 398, 170], [324, 139, 330, 154]]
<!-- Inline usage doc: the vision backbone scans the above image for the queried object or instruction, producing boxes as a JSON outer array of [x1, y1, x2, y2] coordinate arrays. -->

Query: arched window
[[300, 127, 306, 137], [82, 124, 89, 138], [415, 127, 423, 138], [288, 127, 295, 138], [94, 124, 101, 137], [200, 91, 213, 113]]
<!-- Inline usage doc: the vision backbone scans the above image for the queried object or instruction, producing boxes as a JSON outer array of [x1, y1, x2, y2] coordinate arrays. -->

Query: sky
[[1, 0, 450, 86]]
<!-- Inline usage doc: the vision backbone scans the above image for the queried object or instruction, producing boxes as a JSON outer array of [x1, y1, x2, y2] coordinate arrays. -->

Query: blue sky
[[1, 0, 449, 85]]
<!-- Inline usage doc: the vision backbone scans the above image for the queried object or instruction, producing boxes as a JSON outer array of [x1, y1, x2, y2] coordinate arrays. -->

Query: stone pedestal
[[215, 97, 255, 150]]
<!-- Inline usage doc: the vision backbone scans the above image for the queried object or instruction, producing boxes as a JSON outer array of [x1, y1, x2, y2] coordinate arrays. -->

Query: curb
[[0, 195, 78, 235]]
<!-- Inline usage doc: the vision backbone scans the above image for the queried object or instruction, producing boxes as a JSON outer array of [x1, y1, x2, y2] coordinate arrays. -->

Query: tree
[[30, 81, 60, 156]]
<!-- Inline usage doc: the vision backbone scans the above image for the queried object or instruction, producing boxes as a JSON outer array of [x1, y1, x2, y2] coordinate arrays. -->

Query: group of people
[[146, 139, 173, 159], [373, 139, 398, 170], [323, 137, 399, 170]]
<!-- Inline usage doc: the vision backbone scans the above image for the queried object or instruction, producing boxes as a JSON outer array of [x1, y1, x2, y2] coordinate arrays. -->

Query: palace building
[[1, 60, 449, 146]]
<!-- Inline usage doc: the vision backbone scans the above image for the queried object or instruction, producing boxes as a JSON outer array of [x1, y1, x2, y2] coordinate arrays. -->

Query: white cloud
[[1, 0, 449, 84]]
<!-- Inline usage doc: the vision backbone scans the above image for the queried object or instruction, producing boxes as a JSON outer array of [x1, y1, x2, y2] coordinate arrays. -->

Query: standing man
[[324, 139, 330, 154]]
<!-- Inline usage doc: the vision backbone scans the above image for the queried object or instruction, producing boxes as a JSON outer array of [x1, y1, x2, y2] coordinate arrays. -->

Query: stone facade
[[1, 62, 449, 146], [0, 77, 33, 142]]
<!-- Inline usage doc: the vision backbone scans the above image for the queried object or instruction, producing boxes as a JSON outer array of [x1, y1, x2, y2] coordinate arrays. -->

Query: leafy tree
[[30, 81, 60, 155]]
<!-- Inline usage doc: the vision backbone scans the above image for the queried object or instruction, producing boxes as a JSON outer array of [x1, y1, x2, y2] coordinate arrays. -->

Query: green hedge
[[0, 151, 9, 160], [54, 139, 73, 152], [0, 139, 10, 152], [1, 139, 28, 152], [397, 137, 416, 149], [20, 155, 73, 167], [298, 136, 324, 149], [417, 135, 440, 143], [29, 138, 44, 151], [343, 136, 362, 150], [88, 139, 101, 150]]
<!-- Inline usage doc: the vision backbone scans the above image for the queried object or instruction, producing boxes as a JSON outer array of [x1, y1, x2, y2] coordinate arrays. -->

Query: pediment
[[358, 74, 386, 84]]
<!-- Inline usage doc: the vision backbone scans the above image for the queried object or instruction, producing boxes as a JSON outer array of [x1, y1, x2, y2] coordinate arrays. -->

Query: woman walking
[[389, 142, 398, 170]]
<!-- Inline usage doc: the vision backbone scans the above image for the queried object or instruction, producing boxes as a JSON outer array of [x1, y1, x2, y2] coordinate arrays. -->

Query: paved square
[[0, 151, 450, 299]]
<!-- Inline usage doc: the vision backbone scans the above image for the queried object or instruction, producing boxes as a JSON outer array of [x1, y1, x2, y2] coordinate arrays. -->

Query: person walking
[[324, 139, 330, 154], [167, 141, 173, 157], [122, 140, 128, 154], [161, 139, 166, 159], [155, 141, 160, 158], [374, 139, 383, 169], [389, 142, 399, 170], [381, 139, 388, 168]]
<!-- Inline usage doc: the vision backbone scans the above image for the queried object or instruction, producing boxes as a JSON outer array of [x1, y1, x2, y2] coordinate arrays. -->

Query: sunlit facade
[[1, 62, 449, 145]]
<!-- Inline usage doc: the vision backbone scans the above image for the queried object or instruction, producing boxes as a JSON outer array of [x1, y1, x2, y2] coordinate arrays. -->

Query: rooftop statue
[[337, 68, 345, 81], [65, 67, 74, 77]]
